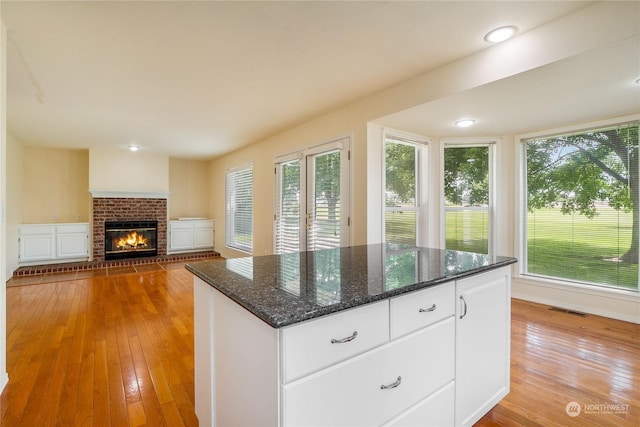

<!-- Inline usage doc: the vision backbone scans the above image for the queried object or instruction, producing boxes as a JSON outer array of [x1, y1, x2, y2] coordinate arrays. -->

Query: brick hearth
[[92, 197, 168, 261]]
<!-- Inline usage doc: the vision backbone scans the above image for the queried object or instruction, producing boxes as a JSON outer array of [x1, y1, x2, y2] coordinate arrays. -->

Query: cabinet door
[[20, 234, 55, 262], [193, 227, 214, 248], [169, 223, 194, 251], [455, 267, 511, 427], [19, 225, 56, 262], [56, 233, 88, 259]]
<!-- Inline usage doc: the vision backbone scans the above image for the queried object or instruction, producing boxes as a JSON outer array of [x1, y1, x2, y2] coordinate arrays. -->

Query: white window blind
[[523, 122, 639, 290], [226, 165, 253, 253], [443, 144, 493, 255], [275, 159, 301, 254], [384, 136, 422, 246]]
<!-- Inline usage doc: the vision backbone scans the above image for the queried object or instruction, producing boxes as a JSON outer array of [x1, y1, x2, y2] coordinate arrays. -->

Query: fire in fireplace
[[104, 220, 158, 260]]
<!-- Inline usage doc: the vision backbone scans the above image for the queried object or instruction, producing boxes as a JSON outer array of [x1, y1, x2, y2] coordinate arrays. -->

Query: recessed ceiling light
[[484, 26, 518, 43], [128, 145, 139, 152], [635, 78, 640, 85], [455, 119, 476, 128]]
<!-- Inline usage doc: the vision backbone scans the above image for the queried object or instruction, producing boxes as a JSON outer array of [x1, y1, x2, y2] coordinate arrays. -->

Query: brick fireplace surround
[[92, 197, 168, 261]]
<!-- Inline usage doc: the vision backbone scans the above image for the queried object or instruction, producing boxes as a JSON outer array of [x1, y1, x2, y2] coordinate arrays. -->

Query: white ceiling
[[2, 1, 637, 159]]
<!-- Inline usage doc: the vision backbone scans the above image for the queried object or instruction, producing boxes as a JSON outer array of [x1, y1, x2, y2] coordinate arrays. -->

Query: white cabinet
[[19, 223, 89, 264], [193, 266, 511, 427], [19, 225, 55, 262], [455, 267, 511, 427], [168, 220, 214, 253]]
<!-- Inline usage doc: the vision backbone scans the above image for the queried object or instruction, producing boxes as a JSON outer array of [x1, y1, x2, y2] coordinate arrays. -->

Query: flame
[[116, 231, 148, 250]]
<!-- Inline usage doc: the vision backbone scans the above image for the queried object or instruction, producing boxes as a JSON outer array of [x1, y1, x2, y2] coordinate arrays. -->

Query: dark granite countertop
[[186, 244, 517, 328]]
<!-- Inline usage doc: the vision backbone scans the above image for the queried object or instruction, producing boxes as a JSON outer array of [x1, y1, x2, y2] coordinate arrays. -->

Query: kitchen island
[[187, 244, 517, 427]]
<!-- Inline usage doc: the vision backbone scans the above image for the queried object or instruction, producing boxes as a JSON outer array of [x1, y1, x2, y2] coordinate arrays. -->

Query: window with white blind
[[384, 134, 427, 246], [522, 122, 639, 290], [225, 165, 253, 253], [443, 143, 494, 255]]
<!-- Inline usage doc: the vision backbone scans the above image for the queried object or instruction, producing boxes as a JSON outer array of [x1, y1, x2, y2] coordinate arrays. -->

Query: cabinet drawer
[[390, 284, 455, 340], [281, 300, 389, 383], [282, 317, 455, 426], [383, 381, 454, 427]]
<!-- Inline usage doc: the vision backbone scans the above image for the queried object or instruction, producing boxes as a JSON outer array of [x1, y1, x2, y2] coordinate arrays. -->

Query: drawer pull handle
[[418, 304, 437, 313], [380, 376, 402, 390], [331, 331, 358, 344]]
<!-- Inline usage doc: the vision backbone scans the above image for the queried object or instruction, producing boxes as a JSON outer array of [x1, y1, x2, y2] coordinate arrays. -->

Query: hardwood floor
[[1, 267, 638, 426]]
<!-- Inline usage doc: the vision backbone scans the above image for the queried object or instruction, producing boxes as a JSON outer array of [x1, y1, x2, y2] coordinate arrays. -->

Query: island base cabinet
[[282, 317, 455, 427], [455, 267, 511, 427]]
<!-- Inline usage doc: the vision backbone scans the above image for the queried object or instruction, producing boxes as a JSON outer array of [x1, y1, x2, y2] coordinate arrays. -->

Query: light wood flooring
[[1, 266, 639, 426]]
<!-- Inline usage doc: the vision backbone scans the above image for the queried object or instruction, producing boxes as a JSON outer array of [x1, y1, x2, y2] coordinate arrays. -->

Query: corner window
[[443, 144, 494, 254], [522, 122, 639, 290], [225, 165, 253, 253]]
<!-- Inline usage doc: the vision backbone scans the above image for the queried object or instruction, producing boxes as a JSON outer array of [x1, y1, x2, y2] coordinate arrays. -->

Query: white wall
[[89, 147, 169, 193]]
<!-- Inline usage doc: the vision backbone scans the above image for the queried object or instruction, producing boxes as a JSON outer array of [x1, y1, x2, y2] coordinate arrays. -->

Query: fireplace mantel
[[89, 190, 170, 199]]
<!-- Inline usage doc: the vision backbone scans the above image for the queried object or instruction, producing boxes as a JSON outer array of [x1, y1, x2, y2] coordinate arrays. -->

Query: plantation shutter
[[225, 165, 253, 253]]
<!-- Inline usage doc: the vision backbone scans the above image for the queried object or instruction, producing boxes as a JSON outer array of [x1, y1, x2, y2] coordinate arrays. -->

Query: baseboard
[[0, 372, 8, 395], [512, 277, 640, 324]]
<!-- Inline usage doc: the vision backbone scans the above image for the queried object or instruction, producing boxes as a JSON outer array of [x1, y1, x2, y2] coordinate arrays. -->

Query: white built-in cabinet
[[168, 220, 214, 253], [194, 266, 511, 427], [19, 223, 89, 264]]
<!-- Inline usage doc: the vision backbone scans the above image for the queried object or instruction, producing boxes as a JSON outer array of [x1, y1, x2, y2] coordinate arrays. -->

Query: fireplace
[[104, 220, 158, 260]]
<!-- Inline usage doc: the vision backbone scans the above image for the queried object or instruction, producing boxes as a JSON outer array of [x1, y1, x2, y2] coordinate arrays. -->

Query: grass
[[385, 207, 639, 290]]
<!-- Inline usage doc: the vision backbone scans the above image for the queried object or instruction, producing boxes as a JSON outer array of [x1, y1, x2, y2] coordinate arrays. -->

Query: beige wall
[[210, 1, 631, 259], [89, 147, 169, 193], [169, 158, 210, 219], [6, 134, 23, 278], [22, 146, 90, 224]]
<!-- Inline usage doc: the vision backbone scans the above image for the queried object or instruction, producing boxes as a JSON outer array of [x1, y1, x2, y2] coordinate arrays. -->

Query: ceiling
[[2, 1, 637, 160]]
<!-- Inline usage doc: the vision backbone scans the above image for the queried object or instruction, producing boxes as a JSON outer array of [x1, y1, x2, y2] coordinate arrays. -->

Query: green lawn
[[385, 207, 639, 290]]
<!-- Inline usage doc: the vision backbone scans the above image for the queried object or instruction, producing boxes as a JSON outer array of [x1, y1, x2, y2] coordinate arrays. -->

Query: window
[[384, 134, 425, 246], [522, 122, 639, 290], [225, 165, 253, 253], [443, 144, 494, 254]]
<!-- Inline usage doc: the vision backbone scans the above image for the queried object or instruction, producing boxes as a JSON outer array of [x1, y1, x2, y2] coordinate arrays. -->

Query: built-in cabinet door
[[20, 228, 55, 262], [56, 233, 88, 259], [455, 267, 511, 427], [170, 222, 195, 251], [193, 223, 214, 248]]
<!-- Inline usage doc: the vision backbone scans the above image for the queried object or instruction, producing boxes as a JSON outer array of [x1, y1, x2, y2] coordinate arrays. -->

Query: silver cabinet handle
[[331, 331, 358, 344], [460, 295, 468, 319], [418, 304, 437, 313], [380, 376, 402, 390]]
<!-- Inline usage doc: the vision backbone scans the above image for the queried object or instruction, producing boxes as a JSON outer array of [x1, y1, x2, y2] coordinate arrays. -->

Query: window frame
[[225, 164, 254, 254], [517, 119, 639, 291], [382, 130, 429, 247], [440, 139, 496, 255]]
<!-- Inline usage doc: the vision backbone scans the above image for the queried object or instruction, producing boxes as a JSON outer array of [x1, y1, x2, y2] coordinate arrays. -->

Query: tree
[[526, 124, 639, 264], [385, 141, 416, 206], [443, 146, 489, 207]]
